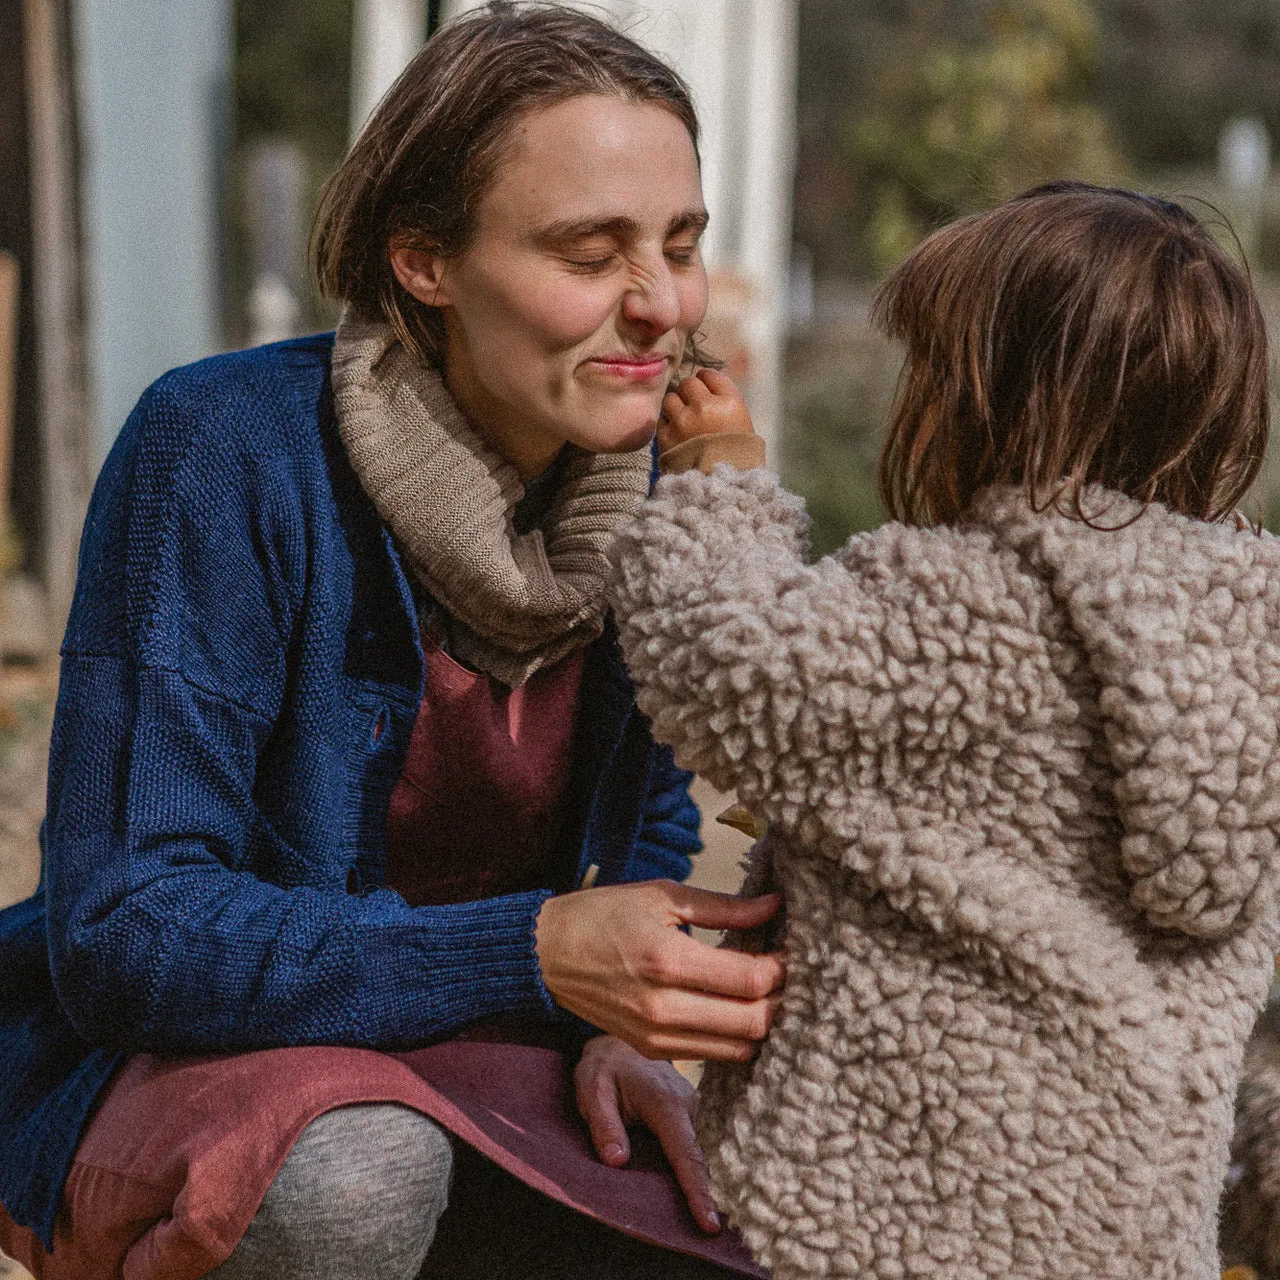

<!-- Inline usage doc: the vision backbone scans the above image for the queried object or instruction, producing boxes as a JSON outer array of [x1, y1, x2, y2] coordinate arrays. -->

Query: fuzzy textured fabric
[[608, 466, 1280, 1280], [332, 314, 653, 686]]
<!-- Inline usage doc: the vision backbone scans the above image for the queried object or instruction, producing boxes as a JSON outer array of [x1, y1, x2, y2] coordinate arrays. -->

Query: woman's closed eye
[[563, 251, 618, 273], [563, 244, 699, 275], [664, 241, 700, 267]]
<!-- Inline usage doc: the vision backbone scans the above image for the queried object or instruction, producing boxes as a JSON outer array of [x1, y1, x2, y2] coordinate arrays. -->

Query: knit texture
[[608, 466, 1280, 1280], [332, 314, 653, 686], [0, 334, 702, 1249]]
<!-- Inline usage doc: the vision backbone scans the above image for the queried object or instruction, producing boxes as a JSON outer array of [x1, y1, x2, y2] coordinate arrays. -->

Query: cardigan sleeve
[[631, 743, 702, 882], [44, 372, 555, 1054]]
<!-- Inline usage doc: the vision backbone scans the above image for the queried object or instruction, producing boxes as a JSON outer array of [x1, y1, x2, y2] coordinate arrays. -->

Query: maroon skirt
[[0, 1038, 767, 1279]]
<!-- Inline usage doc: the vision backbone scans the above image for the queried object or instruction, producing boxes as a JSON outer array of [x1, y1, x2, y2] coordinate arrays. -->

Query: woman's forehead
[[477, 95, 705, 238]]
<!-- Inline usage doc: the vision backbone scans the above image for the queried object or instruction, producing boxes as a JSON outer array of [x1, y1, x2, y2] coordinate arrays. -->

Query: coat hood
[[972, 487, 1280, 939]]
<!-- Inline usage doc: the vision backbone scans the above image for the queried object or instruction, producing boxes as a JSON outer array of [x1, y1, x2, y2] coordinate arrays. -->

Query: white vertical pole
[[351, 0, 428, 139], [628, 2, 733, 269], [622, 0, 797, 450], [734, 0, 798, 454], [73, 0, 230, 459]]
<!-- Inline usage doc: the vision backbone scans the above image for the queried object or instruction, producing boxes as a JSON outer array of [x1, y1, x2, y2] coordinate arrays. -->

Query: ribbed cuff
[[366, 890, 560, 1041], [659, 434, 768, 475]]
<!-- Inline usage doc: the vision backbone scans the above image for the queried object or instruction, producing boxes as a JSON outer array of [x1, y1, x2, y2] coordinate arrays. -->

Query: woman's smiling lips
[[583, 354, 672, 382]]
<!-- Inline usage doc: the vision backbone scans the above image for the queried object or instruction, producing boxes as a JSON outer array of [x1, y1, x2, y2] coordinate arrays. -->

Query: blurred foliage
[[234, 0, 352, 159], [1094, 0, 1280, 171], [781, 318, 901, 555], [796, 0, 1123, 277], [852, 0, 1122, 272], [794, 0, 1280, 278]]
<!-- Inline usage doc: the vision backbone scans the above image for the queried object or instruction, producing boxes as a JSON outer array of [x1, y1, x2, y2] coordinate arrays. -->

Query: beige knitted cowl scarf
[[331, 313, 653, 687]]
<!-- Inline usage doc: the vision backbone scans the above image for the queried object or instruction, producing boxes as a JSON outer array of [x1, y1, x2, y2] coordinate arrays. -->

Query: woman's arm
[[45, 367, 555, 1053]]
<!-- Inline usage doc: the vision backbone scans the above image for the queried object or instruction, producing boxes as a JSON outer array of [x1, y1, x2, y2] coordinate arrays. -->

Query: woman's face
[[392, 94, 710, 477]]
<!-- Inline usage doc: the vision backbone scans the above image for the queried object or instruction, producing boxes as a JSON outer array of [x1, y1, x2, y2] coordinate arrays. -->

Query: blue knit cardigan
[[0, 334, 702, 1248]]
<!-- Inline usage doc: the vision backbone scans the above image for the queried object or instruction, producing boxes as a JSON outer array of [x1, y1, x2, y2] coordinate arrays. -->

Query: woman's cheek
[[512, 271, 615, 348], [678, 269, 710, 336]]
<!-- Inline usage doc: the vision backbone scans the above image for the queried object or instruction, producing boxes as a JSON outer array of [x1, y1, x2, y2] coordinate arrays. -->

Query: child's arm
[[610, 376, 860, 809], [608, 447, 1149, 1004]]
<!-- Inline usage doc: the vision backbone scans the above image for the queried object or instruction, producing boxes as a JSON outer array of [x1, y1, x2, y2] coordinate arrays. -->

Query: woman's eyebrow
[[531, 209, 710, 245], [671, 210, 711, 236]]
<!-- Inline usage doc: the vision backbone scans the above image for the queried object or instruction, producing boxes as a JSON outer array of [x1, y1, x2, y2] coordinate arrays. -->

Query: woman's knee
[[208, 1103, 453, 1279]]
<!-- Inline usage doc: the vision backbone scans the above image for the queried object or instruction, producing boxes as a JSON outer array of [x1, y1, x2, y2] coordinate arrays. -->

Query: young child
[[607, 181, 1280, 1280]]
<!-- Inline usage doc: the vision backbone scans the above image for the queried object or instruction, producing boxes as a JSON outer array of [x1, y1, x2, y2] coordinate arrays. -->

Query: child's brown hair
[[872, 181, 1269, 526]]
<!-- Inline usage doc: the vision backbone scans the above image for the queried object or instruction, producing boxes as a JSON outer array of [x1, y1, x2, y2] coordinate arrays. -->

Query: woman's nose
[[620, 262, 681, 334]]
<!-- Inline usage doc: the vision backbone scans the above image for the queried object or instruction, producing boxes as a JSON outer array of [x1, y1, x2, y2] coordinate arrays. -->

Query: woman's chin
[[564, 408, 659, 456], [594, 421, 659, 455]]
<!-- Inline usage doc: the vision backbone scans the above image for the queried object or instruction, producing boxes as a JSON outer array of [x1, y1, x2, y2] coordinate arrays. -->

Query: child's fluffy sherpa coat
[[607, 465, 1280, 1280]]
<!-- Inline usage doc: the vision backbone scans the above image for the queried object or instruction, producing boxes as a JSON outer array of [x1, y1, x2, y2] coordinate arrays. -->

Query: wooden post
[[24, 0, 89, 646], [0, 252, 16, 534]]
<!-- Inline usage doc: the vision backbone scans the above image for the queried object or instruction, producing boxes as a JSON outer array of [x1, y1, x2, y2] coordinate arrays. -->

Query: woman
[[0, 5, 781, 1277]]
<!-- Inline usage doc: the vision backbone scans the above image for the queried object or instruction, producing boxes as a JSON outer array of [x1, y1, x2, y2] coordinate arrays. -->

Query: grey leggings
[[206, 1104, 452, 1280], [206, 1102, 739, 1279]]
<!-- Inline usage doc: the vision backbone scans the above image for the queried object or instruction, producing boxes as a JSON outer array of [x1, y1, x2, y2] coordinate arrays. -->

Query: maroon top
[[384, 634, 587, 905]]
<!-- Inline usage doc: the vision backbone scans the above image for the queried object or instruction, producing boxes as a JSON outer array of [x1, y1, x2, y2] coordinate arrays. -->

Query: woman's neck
[[440, 348, 562, 480]]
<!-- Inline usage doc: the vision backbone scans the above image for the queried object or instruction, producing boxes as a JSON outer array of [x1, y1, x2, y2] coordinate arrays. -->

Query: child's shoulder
[[834, 514, 1008, 592]]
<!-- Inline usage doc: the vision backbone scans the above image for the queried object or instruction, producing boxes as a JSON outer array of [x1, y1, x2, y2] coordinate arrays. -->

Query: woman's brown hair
[[312, 1, 700, 371], [872, 181, 1269, 526]]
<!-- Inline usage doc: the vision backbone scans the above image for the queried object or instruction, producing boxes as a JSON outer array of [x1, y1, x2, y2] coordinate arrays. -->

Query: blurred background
[[4, 0, 1280, 653], [2, 1, 1280, 1274]]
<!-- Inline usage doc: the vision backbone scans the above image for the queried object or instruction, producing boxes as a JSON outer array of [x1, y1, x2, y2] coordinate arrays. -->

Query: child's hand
[[658, 369, 755, 454]]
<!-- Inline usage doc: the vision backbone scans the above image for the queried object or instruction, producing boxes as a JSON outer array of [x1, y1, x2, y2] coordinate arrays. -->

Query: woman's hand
[[575, 1033, 722, 1234], [534, 879, 784, 1062], [658, 369, 756, 454]]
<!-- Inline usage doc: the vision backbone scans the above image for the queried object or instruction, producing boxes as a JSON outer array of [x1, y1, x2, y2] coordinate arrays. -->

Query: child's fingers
[[662, 390, 689, 424], [695, 368, 740, 398], [674, 374, 713, 407]]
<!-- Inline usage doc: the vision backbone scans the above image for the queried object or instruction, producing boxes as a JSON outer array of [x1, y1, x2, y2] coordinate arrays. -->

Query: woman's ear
[[389, 242, 452, 308]]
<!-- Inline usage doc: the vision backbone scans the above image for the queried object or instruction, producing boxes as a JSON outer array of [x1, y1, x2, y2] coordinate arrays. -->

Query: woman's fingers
[[657, 925, 785, 1002], [534, 881, 785, 1057], [627, 982, 780, 1044], [623, 1025, 764, 1063], [574, 1037, 722, 1232], [671, 886, 782, 933]]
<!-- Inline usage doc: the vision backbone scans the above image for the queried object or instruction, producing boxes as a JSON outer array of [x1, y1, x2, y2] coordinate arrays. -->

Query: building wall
[[73, 0, 231, 458]]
